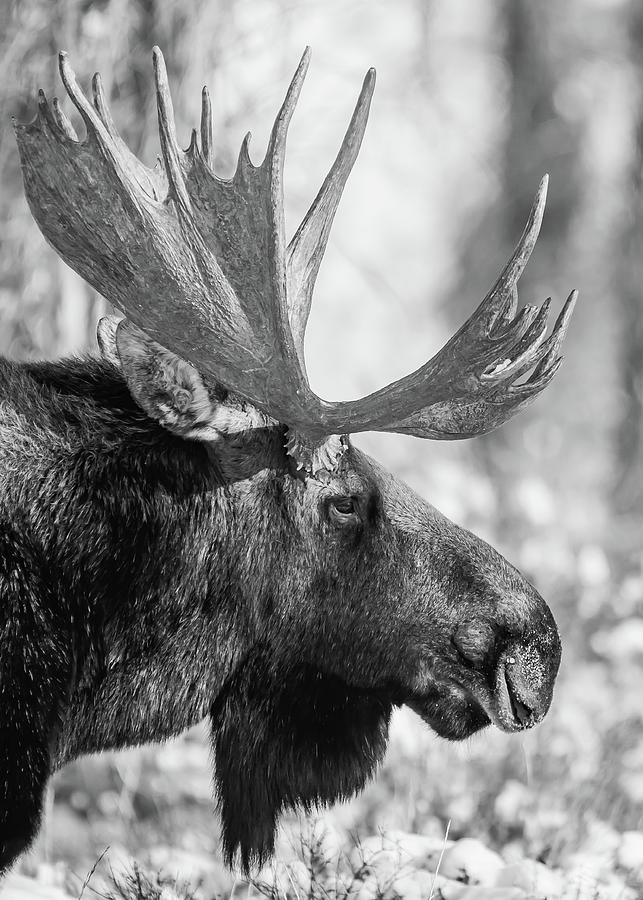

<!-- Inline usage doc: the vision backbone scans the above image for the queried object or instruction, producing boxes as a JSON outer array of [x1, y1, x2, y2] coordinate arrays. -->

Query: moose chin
[[0, 47, 574, 874]]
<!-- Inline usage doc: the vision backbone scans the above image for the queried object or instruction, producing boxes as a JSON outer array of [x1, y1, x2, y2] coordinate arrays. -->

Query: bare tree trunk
[[448, 0, 581, 533], [612, 0, 643, 522]]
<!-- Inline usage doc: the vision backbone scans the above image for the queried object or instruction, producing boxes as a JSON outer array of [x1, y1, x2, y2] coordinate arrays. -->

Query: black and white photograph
[[0, 1, 641, 898]]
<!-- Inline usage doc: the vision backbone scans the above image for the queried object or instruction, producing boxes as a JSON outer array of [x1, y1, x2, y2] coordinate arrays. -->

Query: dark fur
[[0, 356, 561, 872], [211, 651, 393, 869]]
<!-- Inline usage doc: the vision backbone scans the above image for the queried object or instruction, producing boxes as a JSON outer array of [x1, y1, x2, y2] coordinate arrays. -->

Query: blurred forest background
[[1, 0, 643, 897]]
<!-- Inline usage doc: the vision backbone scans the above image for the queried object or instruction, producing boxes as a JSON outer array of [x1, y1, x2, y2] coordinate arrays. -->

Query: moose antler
[[15, 47, 576, 447]]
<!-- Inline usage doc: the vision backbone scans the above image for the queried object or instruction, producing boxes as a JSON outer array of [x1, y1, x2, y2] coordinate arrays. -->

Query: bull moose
[[0, 47, 575, 873]]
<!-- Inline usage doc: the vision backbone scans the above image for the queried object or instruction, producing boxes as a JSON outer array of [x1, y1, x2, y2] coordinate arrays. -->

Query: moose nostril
[[504, 657, 535, 726], [507, 680, 532, 726], [453, 621, 495, 668]]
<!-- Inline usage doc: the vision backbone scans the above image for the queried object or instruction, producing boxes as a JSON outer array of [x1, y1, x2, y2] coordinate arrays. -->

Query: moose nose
[[492, 641, 557, 732], [453, 621, 559, 732]]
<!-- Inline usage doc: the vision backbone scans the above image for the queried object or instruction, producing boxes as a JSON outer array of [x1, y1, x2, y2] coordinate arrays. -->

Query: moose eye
[[327, 496, 359, 524]]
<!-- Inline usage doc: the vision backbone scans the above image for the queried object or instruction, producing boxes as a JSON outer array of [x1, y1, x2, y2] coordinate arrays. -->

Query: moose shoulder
[[0, 48, 575, 873]]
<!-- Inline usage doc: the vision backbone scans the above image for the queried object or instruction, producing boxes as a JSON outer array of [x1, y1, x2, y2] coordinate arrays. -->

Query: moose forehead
[[217, 425, 378, 503], [218, 426, 456, 546]]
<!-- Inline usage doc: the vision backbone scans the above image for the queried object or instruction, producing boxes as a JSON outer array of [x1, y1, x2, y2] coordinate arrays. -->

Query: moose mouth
[[408, 650, 546, 741]]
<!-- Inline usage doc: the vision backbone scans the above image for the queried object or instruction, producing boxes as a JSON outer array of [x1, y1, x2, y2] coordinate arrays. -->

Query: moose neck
[[1, 357, 292, 762]]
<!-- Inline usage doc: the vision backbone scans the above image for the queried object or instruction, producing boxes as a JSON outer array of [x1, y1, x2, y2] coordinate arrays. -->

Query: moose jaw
[[0, 47, 575, 873]]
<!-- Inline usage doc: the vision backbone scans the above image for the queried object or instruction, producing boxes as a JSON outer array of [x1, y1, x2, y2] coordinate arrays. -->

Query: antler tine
[[265, 47, 311, 176], [92, 72, 114, 133], [153, 47, 191, 212], [491, 303, 541, 348], [286, 67, 376, 369], [475, 175, 548, 335], [51, 97, 78, 140], [257, 46, 312, 350], [59, 52, 110, 149], [201, 86, 213, 169], [528, 289, 577, 383]]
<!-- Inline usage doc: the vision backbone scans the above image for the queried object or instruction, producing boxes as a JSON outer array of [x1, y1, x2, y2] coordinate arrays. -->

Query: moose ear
[[97, 316, 249, 441]]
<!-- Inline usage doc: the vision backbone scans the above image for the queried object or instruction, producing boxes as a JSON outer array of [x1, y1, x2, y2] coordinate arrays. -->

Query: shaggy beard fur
[[210, 650, 393, 872]]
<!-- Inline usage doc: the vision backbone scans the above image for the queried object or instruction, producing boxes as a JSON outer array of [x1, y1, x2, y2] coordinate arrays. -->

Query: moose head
[[2, 48, 575, 872]]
